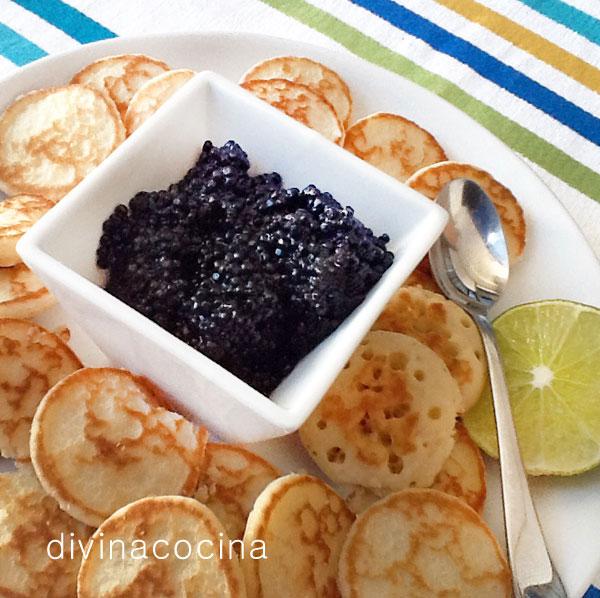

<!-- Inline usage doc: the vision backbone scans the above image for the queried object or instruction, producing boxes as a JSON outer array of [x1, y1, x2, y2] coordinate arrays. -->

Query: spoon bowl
[[430, 178, 509, 309]]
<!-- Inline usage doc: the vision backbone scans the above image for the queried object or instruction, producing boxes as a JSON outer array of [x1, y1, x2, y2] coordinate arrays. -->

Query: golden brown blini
[[343, 112, 446, 181], [240, 56, 352, 127], [30, 367, 207, 526], [77, 496, 246, 598], [242, 473, 354, 598], [338, 489, 511, 597], [0, 85, 124, 200], [300, 331, 460, 490], [0, 318, 81, 460]]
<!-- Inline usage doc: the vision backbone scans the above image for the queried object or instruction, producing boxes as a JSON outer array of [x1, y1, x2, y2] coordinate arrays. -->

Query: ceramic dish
[[17, 70, 446, 441]]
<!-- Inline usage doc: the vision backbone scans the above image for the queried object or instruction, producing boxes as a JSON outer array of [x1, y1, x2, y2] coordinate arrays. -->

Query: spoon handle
[[472, 313, 566, 598]]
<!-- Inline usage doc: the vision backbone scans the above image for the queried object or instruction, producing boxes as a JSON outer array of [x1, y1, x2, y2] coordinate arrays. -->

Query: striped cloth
[[0, 1, 599, 592]]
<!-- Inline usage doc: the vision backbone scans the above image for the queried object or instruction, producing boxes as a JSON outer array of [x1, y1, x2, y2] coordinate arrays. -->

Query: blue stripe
[[0, 22, 46, 66], [351, 0, 600, 147], [518, 0, 600, 46], [583, 586, 600, 598], [13, 0, 115, 44]]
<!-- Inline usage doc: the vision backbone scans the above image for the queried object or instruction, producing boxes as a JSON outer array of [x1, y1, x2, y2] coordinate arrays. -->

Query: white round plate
[[1, 33, 599, 596]]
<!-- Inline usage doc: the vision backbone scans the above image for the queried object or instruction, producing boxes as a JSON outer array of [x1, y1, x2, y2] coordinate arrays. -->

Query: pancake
[[30, 367, 207, 526], [338, 488, 511, 597], [431, 423, 486, 513], [194, 443, 280, 541], [71, 53, 170, 119], [0, 318, 81, 460], [124, 68, 195, 135], [407, 161, 526, 264], [0, 263, 55, 319], [0, 194, 54, 266], [373, 286, 486, 413], [345, 423, 486, 514], [242, 473, 354, 598], [0, 85, 125, 200], [300, 331, 459, 490], [403, 266, 442, 294], [0, 465, 92, 598], [241, 78, 344, 144], [240, 56, 352, 127], [77, 495, 246, 598], [343, 112, 446, 182]]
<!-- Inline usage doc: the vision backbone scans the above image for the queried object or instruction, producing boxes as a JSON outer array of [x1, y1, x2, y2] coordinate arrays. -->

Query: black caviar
[[97, 141, 394, 394]]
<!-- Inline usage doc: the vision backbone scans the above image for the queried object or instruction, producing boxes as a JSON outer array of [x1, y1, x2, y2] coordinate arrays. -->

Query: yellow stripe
[[436, 0, 600, 93]]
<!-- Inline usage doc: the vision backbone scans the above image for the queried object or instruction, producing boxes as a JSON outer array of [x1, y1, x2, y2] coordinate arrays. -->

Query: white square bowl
[[18, 71, 447, 442]]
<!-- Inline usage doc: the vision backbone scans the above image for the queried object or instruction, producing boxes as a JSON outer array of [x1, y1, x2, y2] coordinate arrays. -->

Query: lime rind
[[463, 299, 600, 476]]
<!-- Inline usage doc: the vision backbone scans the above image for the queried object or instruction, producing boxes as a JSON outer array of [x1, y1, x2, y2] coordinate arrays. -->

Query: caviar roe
[[97, 140, 394, 394]]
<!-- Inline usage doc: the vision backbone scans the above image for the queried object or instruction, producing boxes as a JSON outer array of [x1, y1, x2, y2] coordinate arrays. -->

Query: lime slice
[[463, 300, 600, 476]]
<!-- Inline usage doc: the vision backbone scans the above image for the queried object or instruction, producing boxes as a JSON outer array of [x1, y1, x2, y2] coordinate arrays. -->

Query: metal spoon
[[428, 178, 566, 598]]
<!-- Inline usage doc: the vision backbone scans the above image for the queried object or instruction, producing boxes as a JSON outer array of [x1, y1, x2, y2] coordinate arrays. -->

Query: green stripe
[[262, 0, 600, 202]]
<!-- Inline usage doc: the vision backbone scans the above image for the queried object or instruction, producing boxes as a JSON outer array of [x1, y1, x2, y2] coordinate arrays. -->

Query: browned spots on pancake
[[0, 278, 54, 318], [339, 489, 510, 597], [0, 467, 92, 597], [25, 109, 110, 178], [271, 91, 310, 122], [3, 265, 32, 298], [343, 113, 446, 182], [373, 286, 486, 413], [0, 318, 81, 460], [240, 56, 352, 127], [0, 194, 54, 266], [0, 85, 125, 200], [77, 496, 244, 598], [194, 443, 280, 541], [300, 332, 458, 491], [317, 358, 419, 470], [407, 161, 526, 264], [71, 54, 170, 119], [375, 288, 473, 387], [241, 79, 343, 144], [432, 424, 487, 513], [124, 69, 195, 135], [346, 424, 486, 515], [108, 562, 175, 598], [78, 373, 197, 473], [78, 370, 205, 490], [31, 367, 207, 526], [0, 264, 47, 303], [243, 474, 354, 598]]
